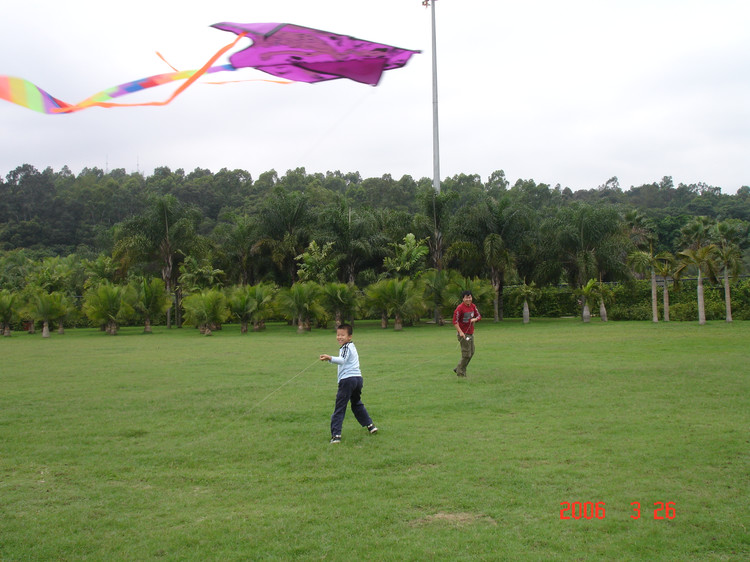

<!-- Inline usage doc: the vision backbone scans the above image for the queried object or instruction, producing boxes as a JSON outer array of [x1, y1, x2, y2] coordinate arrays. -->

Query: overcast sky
[[1, 0, 748, 193]]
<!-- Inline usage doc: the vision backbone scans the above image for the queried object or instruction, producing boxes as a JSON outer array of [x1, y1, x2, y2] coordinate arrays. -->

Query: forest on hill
[[1, 163, 749, 331], [2, 163, 748, 259]]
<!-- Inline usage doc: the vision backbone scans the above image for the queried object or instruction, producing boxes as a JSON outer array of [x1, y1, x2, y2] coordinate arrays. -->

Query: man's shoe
[[330, 435, 341, 444], [366, 424, 378, 434]]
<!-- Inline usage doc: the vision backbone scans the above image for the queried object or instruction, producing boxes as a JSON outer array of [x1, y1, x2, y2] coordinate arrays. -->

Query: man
[[453, 290, 481, 377]]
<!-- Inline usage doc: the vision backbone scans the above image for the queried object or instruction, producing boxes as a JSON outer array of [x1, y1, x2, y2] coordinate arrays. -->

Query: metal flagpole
[[429, 0, 441, 194]]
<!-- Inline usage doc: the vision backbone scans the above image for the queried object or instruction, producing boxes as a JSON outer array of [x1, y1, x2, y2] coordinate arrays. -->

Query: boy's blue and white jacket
[[329, 342, 362, 382]]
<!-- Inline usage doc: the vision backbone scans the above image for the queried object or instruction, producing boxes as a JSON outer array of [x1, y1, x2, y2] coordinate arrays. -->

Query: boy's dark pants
[[455, 333, 475, 376], [331, 376, 372, 437]]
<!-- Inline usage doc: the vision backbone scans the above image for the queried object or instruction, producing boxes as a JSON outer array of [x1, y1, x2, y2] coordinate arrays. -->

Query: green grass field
[[1, 319, 748, 561]]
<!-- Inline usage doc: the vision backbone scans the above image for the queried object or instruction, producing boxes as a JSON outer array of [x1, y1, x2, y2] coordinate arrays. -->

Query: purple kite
[[0, 22, 420, 114], [212, 22, 419, 86]]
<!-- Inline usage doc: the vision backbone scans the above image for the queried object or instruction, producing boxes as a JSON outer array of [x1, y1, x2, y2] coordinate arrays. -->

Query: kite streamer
[[0, 22, 420, 115]]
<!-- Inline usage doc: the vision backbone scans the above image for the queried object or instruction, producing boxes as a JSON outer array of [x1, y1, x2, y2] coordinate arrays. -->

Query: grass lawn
[[1, 319, 748, 561]]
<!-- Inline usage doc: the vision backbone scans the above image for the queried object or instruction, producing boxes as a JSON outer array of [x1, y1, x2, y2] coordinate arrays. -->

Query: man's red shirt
[[453, 303, 481, 335]]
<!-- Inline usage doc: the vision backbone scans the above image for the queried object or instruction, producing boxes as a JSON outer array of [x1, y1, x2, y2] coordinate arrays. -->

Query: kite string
[[156, 51, 293, 86], [179, 339, 459, 450], [180, 358, 319, 449], [246, 358, 319, 413]]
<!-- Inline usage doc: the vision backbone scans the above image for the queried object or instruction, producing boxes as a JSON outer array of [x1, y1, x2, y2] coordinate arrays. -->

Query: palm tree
[[595, 279, 614, 322], [414, 188, 458, 271], [654, 252, 678, 322], [227, 285, 258, 334], [676, 245, 719, 325], [82, 254, 121, 288], [578, 279, 597, 323], [448, 194, 538, 321], [131, 277, 171, 333], [446, 276, 494, 315], [386, 278, 426, 330], [515, 281, 541, 324], [319, 204, 387, 285], [364, 279, 391, 329], [484, 233, 515, 322], [576, 279, 613, 322], [82, 282, 136, 335], [680, 216, 715, 250], [247, 282, 278, 331], [628, 250, 658, 323], [419, 268, 462, 326], [276, 282, 324, 333], [28, 291, 59, 338], [178, 255, 225, 293], [714, 243, 742, 323], [0, 289, 17, 336], [539, 203, 630, 302], [254, 187, 311, 283], [712, 220, 748, 323], [320, 282, 360, 326], [114, 194, 205, 328], [215, 214, 260, 285], [182, 289, 229, 335], [365, 278, 426, 330]]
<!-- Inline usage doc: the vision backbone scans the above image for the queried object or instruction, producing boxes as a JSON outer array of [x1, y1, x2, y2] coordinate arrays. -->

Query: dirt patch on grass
[[410, 511, 498, 527]]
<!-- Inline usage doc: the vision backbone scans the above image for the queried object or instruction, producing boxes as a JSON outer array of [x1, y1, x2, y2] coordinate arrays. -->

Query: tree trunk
[[241, 321, 248, 334], [175, 287, 183, 328], [650, 269, 658, 323], [380, 312, 388, 329], [394, 313, 403, 331], [57, 322, 64, 335], [663, 284, 670, 322], [3, 323, 9, 337], [599, 300, 608, 322], [723, 269, 733, 323], [492, 273, 500, 322], [497, 275, 505, 321], [697, 270, 706, 325], [144, 318, 152, 333], [433, 306, 444, 326], [522, 300, 530, 324], [582, 302, 591, 323], [42, 321, 50, 338], [165, 277, 173, 329]]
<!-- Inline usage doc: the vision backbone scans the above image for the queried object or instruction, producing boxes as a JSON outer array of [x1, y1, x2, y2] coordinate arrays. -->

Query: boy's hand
[[319, 354, 331, 361]]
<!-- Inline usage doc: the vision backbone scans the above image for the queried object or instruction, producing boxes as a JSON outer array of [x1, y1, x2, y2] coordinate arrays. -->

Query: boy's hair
[[337, 323, 353, 335], [461, 290, 473, 298]]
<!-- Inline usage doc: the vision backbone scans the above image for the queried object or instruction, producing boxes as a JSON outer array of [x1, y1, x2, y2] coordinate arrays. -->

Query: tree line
[[0, 163, 749, 333]]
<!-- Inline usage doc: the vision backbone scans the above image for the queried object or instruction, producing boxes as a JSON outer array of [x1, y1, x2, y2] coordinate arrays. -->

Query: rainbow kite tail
[[0, 75, 72, 114], [1, 32, 247, 115]]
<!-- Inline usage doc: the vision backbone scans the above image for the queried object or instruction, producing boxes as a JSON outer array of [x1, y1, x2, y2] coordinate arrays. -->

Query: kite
[[0, 22, 420, 115]]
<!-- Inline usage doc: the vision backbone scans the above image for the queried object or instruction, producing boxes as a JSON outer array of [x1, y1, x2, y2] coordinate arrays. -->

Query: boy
[[319, 323, 378, 444], [453, 290, 481, 377]]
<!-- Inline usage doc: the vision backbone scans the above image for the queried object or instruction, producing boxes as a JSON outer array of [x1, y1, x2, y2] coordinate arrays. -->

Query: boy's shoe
[[330, 435, 341, 444], [366, 424, 378, 434]]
